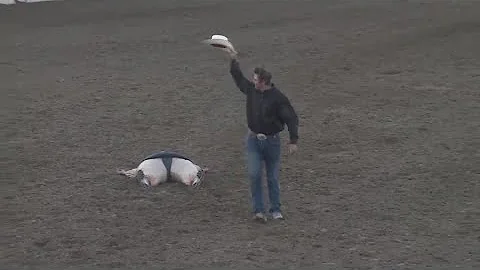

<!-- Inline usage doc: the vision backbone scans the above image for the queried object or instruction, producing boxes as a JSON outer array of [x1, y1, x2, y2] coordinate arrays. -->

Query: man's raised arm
[[228, 55, 254, 94]]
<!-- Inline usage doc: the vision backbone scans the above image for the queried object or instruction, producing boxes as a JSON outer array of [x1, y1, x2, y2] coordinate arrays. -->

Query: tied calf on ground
[[117, 151, 208, 188]]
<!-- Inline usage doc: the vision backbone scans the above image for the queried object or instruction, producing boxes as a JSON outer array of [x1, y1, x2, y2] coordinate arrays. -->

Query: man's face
[[253, 73, 263, 89]]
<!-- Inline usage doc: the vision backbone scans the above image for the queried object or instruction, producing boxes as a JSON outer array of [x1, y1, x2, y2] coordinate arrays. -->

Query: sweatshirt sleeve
[[229, 59, 254, 94], [277, 93, 299, 144]]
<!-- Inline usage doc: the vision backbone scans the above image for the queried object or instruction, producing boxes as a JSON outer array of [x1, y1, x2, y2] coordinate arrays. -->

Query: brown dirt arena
[[1, 0, 479, 269]]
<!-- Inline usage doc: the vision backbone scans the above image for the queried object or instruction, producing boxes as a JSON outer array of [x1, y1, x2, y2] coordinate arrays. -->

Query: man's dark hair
[[254, 67, 272, 85]]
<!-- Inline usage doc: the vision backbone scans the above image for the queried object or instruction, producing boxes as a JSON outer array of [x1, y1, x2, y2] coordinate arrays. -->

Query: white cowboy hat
[[201, 34, 236, 53]]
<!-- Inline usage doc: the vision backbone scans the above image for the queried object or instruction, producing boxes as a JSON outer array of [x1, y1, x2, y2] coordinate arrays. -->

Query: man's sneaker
[[272, 212, 284, 220], [253, 212, 267, 223]]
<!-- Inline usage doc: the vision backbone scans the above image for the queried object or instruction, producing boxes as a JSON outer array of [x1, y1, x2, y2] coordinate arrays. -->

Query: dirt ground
[[1, 0, 479, 269]]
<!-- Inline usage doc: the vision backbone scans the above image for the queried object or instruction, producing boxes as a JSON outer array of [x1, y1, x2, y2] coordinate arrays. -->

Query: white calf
[[117, 151, 208, 188]]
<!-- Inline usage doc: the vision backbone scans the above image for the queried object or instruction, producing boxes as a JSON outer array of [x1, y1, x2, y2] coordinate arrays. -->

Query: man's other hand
[[288, 144, 298, 155]]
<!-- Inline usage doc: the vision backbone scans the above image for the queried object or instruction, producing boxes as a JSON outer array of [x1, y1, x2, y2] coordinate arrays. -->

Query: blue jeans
[[245, 132, 282, 214]]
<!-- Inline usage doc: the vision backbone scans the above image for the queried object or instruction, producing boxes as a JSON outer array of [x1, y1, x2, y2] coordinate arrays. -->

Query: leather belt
[[248, 130, 277, 140]]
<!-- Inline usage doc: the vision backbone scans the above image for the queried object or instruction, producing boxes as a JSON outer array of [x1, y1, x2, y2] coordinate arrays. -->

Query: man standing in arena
[[223, 47, 299, 222]]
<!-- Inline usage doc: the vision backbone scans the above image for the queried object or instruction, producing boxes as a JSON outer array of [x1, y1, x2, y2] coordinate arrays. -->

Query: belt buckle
[[256, 133, 267, 140]]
